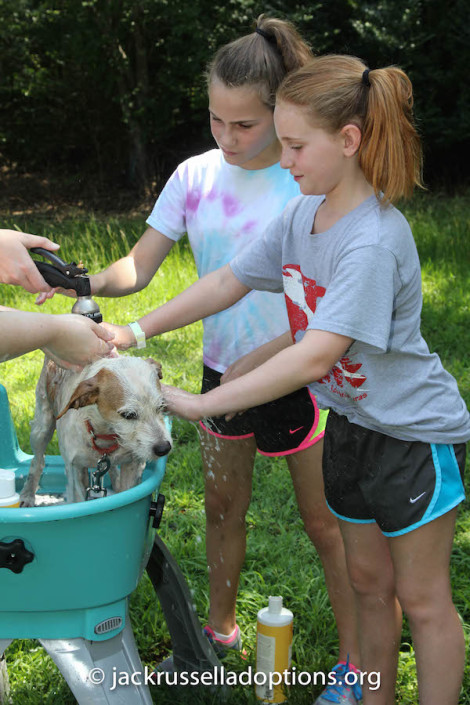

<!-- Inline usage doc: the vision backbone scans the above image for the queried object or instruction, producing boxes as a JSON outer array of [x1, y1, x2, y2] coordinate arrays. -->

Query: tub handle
[[149, 493, 165, 529], [0, 539, 34, 574]]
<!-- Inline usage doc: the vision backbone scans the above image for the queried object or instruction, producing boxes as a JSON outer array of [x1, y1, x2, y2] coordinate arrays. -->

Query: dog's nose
[[153, 440, 171, 457]]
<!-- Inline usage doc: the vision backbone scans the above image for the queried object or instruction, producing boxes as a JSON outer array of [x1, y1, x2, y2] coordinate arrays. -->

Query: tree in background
[[349, 0, 470, 187], [0, 0, 468, 194]]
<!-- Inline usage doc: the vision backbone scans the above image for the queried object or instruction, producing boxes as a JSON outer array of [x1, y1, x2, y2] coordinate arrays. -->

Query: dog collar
[[86, 420, 120, 455]]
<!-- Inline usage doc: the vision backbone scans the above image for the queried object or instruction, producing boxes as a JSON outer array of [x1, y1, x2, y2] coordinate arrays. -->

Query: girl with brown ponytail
[[93, 22, 360, 702]]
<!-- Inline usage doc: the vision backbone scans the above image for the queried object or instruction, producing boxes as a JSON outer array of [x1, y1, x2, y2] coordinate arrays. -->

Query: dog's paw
[[19, 494, 36, 508]]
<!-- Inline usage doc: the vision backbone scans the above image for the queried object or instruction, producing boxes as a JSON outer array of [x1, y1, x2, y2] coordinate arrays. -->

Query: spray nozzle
[[31, 248, 91, 295], [31, 247, 102, 323]]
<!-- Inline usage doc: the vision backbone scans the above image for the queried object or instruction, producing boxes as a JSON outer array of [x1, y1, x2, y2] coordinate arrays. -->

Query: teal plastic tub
[[0, 383, 168, 642]]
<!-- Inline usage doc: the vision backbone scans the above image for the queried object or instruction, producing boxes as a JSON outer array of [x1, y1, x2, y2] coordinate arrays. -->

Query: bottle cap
[[0, 469, 16, 499], [268, 596, 283, 613]]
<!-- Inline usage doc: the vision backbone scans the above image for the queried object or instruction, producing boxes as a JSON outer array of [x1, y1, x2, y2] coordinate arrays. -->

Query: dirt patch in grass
[[0, 166, 158, 218]]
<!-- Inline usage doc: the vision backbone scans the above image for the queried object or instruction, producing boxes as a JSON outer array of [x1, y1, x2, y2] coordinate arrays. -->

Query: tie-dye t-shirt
[[146, 149, 300, 372]]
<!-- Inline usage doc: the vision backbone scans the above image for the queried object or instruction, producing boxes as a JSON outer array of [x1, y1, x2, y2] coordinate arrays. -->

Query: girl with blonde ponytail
[[145, 54, 469, 703], [276, 54, 423, 203]]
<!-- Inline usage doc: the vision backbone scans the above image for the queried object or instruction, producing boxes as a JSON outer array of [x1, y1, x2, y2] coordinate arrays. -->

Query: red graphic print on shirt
[[282, 264, 326, 337], [282, 263, 368, 401], [320, 357, 367, 389]]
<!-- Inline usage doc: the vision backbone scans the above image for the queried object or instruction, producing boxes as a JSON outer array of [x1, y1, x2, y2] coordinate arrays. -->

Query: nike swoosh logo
[[409, 491, 426, 504], [289, 426, 304, 435]]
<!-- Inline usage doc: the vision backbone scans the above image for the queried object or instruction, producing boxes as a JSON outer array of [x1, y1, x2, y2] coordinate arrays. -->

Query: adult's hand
[[42, 314, 116, 370], [0, 229, 60, 293], [0, 310, 115, 370]]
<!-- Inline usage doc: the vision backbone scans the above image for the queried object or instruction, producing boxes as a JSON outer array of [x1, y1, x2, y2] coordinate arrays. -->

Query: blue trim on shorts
[[382, 443, 465, 538], [326, 501, 376, 525]]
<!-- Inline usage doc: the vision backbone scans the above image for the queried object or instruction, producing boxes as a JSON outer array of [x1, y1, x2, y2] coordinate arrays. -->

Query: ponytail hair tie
[[362, 68, 371, 87], [255, 26, 277, 44]]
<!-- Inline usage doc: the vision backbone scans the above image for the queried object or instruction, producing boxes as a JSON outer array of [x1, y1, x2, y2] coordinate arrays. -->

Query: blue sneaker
[[313, 658, 362, 704]]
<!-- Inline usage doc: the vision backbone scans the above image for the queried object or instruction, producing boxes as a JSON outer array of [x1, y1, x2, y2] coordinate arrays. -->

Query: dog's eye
[[120, 410, 138, 420]]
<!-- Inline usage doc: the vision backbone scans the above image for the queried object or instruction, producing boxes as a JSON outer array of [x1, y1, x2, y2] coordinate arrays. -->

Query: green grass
[[0, 191, 469, 704]]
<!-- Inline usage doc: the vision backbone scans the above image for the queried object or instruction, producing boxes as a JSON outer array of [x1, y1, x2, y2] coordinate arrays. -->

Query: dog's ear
[[145, 358, 163, 380], [56, 373, 102, 419]]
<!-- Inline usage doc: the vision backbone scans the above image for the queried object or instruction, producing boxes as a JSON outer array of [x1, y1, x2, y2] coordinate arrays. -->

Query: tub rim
[[0, 463, 165, 524]]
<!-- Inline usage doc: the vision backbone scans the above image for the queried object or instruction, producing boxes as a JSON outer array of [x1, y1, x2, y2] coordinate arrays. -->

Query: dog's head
[[57, 357, 172, 461]]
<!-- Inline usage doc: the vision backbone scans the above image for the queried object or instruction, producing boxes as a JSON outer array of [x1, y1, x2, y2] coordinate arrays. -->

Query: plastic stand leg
[[0, 642, 12, 705], [39, 616, 152, 705], [146, 534, 222, 673]]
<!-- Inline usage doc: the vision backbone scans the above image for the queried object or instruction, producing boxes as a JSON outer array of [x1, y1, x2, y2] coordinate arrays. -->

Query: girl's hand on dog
[[100, 322, 136, 350], [162, 385, 204, 422]]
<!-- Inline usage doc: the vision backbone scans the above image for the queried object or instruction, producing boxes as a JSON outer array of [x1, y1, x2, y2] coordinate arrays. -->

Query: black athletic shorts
[[323, 409, 466, 536], [199, 365, 327, 456]]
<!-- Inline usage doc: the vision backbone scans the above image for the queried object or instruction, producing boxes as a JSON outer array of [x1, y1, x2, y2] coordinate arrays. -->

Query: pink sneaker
[[203, 624, 244, 656]]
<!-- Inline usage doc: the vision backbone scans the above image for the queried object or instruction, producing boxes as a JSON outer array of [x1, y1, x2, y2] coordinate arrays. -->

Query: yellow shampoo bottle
[[0, 469, 20, 508], [255, 596, 293, 703]]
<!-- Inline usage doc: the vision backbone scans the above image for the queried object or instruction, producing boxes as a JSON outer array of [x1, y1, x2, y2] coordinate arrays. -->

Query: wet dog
[[20, 356, 172, 505]]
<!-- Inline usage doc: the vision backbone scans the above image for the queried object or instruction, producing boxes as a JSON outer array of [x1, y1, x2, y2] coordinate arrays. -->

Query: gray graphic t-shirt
[[231, 194, 470, 444]]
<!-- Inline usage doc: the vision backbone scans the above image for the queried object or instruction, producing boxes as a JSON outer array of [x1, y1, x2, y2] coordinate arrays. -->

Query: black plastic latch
[[0, 539, 34, 573], [149, 494, 165, 529]]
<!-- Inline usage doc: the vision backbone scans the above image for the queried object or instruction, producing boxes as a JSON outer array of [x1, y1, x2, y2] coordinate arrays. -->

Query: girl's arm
[[164, 328, 353, 420], [35, 227, 175, 304], [106, 264, 252, 349], [91, 227, 175, 296], [221, 331, 293, 384]]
